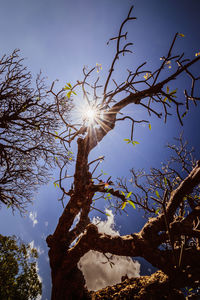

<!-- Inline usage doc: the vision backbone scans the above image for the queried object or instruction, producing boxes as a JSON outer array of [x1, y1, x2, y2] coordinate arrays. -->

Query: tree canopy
[[0, 49, 72, 212], [0, 234, 42, 300]]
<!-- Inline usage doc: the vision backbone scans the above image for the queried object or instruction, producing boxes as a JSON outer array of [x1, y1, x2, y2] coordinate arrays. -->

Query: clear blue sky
[[1, 0, 200, 299]]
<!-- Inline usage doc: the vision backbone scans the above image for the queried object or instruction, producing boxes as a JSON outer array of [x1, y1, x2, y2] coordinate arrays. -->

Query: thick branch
[[63, 224, 143, 271], [141, 161, 200, 240]]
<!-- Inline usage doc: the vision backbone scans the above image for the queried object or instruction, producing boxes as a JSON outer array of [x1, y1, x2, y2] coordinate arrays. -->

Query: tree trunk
[[51, 266, 87, 300]]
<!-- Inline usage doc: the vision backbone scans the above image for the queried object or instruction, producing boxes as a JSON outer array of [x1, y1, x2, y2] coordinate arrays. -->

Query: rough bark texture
[[87, 271, 185, 300]]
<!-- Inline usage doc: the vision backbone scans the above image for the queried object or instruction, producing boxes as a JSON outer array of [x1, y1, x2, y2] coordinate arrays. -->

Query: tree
[[0, 234, 42, 300], [44, 5, 200, 299], [0, 49, 72, 212]]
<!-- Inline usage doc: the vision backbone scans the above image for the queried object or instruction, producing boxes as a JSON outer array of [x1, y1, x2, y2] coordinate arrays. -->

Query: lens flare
[[81, 105, 98, 125], [84, 107, 96, 123]]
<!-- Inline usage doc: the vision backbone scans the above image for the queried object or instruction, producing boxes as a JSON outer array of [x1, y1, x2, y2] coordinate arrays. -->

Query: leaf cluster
[[0, 234, 42, 300]]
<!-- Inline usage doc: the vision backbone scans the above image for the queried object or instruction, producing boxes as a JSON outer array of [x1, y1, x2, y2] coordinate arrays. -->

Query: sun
[[75, 100, 107, 130], [83, 107, 96, 123], [81, 105, 98, 125]]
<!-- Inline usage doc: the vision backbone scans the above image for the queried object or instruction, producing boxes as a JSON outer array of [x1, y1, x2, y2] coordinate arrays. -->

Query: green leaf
[[148, 123, 151, 130], [155, 208, 160, 214], [144, 73, 151, 80], [72, 91, 77, 95], [53, 182, 59, 188], [127, 200, 136, 209], [126, 191, 132, 198], [178, 33, 185, 37], [67, 91, 72, 99], [121, 202, 127, 210], [54, 131, 59, 139], [124, 138, 131, 144], [166, 86, 169, 93], [105, 213, 111, 216], [64, 86, 70, 90], [170, 89, 177, 96], [132, 140, 139, 146], [155, 190, 160, 198], [181, 111, 188, 118], [164, 177, 168, 186], [121, 191, 125, 196], [67, 82, 72, 88]]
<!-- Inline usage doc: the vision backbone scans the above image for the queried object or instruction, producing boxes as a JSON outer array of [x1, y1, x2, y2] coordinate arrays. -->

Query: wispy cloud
[[29, 240, 44, 256], [29, 211, 38, 227], [28, 241, 43, 300], [35, 261, 42, 300], [78, 209, 140, 291]]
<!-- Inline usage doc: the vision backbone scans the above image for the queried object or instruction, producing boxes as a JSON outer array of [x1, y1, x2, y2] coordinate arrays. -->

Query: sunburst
[[81, 105, 98, 125], [74, 100, 112, 143]]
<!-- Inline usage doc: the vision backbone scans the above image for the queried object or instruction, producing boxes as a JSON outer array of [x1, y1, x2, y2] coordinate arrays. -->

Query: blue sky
[[1, 0, 200, 299]]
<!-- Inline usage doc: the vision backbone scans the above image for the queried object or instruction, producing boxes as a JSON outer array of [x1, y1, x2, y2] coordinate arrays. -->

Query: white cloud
[[29, 211, 38, 227], [92, 209, 120, 236], [29, 240, 35, 250], [36, 246, 44, 256], [29, 240, 44, 256], [41, 233, 46, 240], [35, 262, 42, 300], [28, 242, 43, 300], [36, 261, 43, 283], [78, 209, 140, 291], [44, 221, 48, 227]]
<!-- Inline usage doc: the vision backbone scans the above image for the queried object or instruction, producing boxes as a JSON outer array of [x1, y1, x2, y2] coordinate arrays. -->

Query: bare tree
[[0, 49, 72, 212], [46, 6, 200, 299]]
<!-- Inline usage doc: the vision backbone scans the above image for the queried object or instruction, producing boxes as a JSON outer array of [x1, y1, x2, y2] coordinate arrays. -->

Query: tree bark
[[88, 271, 185, 300], [51, 265, 87, 300]]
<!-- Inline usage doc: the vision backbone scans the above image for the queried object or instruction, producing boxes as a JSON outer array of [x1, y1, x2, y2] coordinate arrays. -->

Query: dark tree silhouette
[[45, 6, 200, 299], [0, 234, 42, 300], [0, 49, 72, 212]]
